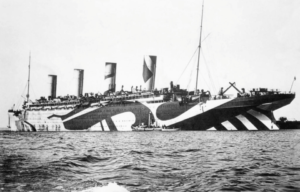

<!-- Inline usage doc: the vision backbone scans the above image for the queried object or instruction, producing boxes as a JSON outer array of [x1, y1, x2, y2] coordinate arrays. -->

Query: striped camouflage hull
[[172, 94, 295, 130], [9, 93, 295, 131]]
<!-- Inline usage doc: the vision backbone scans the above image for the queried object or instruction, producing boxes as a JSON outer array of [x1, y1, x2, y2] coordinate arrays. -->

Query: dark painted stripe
[[48, 108, 89, 121], [24, 121, 36, 132], [214, 124, 227, 131], [143, 62, 153, 82], [243, 112, 269, 130], [254, 108, 276, 121], [104, 73, 115, 79], [156, 102, 198, 121], [228, 118, 248, 131], [99, 121, 104, 131], [105, 117, 118, 131]]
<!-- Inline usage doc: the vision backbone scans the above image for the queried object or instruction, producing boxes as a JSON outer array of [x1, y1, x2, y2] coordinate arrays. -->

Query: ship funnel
[[104, 63, 117, 92], [74, 69, 84, 97], [48, 75, 57, 99], [143, 55, 157, 91]]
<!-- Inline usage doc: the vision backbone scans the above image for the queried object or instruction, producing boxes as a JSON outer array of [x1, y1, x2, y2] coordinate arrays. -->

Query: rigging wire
[[16, 83, 28, 109], [193, 33, 212, 91], [200, 48, 217, 94], [30, 82, 38, 102], [199, 69, 210, 91], [176, 33, 211, 89], [202, 33, 211, 44], [195, 0, 205, 92], [175, 47, 199, 84], [186, 56, 197, 90]]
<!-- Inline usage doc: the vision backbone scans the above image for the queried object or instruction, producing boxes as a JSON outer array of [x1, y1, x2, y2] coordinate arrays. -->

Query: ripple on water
[[1, 131, 300, 191]]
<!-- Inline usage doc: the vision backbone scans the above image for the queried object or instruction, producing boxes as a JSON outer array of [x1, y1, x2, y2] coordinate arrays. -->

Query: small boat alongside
[[162, 127, 180, 131], [131, 124, 180, 132], [161, 125, 180, 131], [131, 125, 162, 131]]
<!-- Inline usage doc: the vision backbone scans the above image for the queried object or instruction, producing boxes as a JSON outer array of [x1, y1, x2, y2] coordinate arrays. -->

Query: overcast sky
[[0, 0, 299, 127]]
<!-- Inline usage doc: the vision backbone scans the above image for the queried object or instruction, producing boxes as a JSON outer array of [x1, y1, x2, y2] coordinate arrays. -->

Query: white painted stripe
[[236, 115, 258, 130], [23, 122, 32, 131], [90, 122, 103, 131], [126, 95, 164, 103], [101, 120, 110, 131], [111, 112, 136, 131], [247, 110, 279, 130], [271, 122, 280, 130], [144, 55, 154, 71], [62, 107, 99, 122], [207, 127, 217, 131], [257, 103, 273, 111], [142, 98, 233, 127], [221, 121, 237, 130], [91, 103, 100, 107]]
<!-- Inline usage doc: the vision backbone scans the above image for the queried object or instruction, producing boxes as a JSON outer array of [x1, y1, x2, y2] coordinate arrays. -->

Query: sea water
[[1, 131, 300, 192]]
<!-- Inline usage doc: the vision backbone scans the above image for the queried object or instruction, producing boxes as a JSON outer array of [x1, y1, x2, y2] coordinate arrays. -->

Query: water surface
[[1, 131, 300, 191]]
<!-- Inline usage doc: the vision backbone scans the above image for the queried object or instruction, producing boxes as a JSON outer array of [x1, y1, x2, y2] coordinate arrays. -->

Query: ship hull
[[9, 93, 295, 131], [172, 94, 295, 130]]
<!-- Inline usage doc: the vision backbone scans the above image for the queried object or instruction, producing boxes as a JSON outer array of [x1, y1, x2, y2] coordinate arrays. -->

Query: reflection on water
[[1, 131, 300, 191]]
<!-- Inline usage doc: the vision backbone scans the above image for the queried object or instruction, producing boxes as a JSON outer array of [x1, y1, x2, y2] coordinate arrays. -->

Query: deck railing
[[26, 90, 295, 109]]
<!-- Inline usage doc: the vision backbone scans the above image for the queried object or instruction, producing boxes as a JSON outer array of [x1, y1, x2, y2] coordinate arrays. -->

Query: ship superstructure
[[7, 2, 295, 131], [8, 54, 295, 131]]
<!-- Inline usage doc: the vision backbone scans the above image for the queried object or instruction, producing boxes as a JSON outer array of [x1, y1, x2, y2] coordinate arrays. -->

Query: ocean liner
[[7, 3, 295, 132]]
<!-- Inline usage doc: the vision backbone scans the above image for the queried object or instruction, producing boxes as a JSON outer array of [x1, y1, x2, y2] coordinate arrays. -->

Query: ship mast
[[26, 52, 31, 102], [195, 1, 204, 92]]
